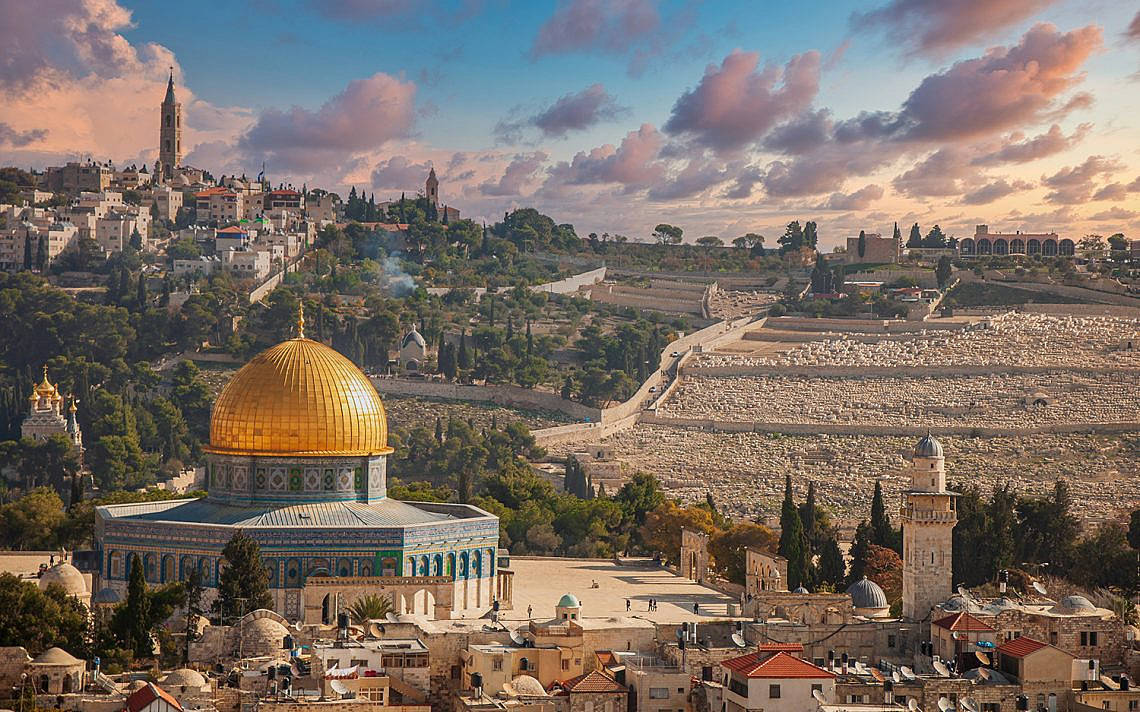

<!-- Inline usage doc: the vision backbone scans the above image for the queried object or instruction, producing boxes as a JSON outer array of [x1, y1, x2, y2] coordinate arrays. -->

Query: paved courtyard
[[503, 557, 738, 623]]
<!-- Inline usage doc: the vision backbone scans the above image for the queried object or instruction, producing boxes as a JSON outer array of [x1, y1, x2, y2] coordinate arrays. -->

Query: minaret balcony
[[902, 507, 957, 523]]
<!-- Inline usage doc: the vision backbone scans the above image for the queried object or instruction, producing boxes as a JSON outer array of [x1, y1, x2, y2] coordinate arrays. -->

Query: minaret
[[425, 167, 439, 208], [159, 68, 182, 181], [901, 434, 957, 621]]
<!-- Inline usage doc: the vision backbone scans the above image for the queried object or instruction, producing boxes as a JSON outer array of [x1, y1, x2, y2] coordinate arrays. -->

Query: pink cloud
[[814, 184, 885, 210], [529, 0, 659, 59], [1128, 11, 1140, 41], [972, 123, 1091, 166], [545, 124, 664, 189], [1087, 207, 1138, 221], [1041, 155, 1125, 204], [370, 155, 433, 190], [961, 178, 1034, 205], [852, 0, 1060, 57], [647, 158, 732, 201], [664, 50, 820, 153], [478, 152, 547, 196], [496, 84, 626, 142], [238, 73, 416, 172]]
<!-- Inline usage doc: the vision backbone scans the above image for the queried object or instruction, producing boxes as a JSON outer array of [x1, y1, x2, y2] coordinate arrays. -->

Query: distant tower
[[425, 167, 439, 208], [158, 69, 182, 181], [902, 434, 956, 621]]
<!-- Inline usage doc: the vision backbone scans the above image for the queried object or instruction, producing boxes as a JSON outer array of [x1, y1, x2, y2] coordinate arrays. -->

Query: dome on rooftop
[[38, 563, 87, 596], [1059, 595, 1096, 613], [402, 329, 426, 349], [914, 434, 943, 458], [506, 675, 547, 697], [793, 585, 809, 594], [92, 587, 122, 605], [162, 669, 207, 688], [847, 576, 889, 613], [31, 647, 82, 666], [556, 593, 581, 608]]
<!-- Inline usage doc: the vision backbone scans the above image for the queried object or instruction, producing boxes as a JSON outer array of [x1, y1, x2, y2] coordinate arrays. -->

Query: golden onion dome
[[207, 334, 392, 457], [34, 366, 57, 396]]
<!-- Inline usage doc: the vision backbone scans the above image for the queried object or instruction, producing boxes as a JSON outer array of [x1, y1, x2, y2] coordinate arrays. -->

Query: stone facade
[[680, 529, 710, 583], [902, 442, 956, 622]]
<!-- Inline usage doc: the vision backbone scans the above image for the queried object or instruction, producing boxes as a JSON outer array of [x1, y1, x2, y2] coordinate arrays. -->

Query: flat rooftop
[[503, 557, 739, 624]]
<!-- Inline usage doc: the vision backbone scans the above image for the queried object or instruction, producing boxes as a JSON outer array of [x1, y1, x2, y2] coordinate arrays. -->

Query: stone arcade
[[94, 309, 506, 621]]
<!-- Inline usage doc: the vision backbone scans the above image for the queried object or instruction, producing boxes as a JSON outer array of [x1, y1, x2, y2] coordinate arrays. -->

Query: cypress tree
[[800, 480, 818, 551], [818, 535, 846, 588], [857, 230, 866, 258], [526, 319, 533, 357], [778, 475, 808, 589], [847, 520, 873, 585], [117, 267, 130, 304], [129, 227, 143, 251], [907, 223, 922, 248], [435, 417, 443, 444], [124, 553, 152, 657], [457, 330, 472, 371], [36, 234, 47, 271], [23, 234, 33, 270], [184, 569, 204, 663], [870, 480, 893, 548], [892, 222, 901, 242], [136, 272, 147, 309], [214, 531, 273, 619]]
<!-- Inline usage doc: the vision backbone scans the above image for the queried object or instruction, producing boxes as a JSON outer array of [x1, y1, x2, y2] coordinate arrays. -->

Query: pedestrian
[[527, 604, 533, 619], [693, 602, 699, 615], [626, 599, 631, 612]]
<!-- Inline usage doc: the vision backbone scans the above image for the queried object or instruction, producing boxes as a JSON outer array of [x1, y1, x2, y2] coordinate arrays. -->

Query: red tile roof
[[996, 637, 1047, 658], [216, 226, 248, 234], [756, 643, 805, 655], [933, 612, 996, 633], [268, 189, 300, 196], [556, 670, 626, 693], [194, 187, 233, 198], [125, 682, 183, 712], [722, 652, 835, 679]]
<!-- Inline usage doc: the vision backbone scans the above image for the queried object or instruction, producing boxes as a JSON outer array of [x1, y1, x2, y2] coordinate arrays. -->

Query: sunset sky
[[2, 0, 1139, 249]]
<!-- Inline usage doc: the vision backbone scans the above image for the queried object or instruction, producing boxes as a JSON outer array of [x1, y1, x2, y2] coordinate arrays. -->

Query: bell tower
[[425, 167, 439, 208], [158, 69, 182, 181], [901, 434, 956, 621]]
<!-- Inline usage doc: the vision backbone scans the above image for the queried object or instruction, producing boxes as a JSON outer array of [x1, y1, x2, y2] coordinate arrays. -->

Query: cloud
[[815, 184, 885, 210], [646, 158, 732, 201], [972, 123, 1091, 166], [495, 84, 626, 143], [1087, 207, 1138, 221], [529, 0, 659, 59], [0, 123, 47, 147], [763, 110, 832, 155], [664, 50, 820, 153], [545, 124, 664, 189], [238, 73, 416, 172], [1128, 11, 1140, 41], [961, 178, 1033, 205], [852, 0, 1060, 57], [370, 155, 432, 189], [723, 164, 765, 200], [478, 152, 547, 196], [889, 23, 1101, 141], [892, 148, 972, 198], [1042, 155, 1125, 204]]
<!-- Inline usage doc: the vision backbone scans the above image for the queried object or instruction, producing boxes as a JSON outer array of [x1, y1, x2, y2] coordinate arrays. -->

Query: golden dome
[[34, 365, 58, 397], [207, 336, 393, 457]]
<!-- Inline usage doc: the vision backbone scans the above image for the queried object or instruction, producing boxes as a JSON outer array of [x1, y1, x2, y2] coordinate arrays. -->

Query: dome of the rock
[[208, 335, 392, 457]]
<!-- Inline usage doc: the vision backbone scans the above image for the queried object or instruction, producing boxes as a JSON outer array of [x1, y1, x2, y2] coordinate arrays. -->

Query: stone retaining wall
[[680, 364, 1140, 378], [638, 414, 1140, 437], [370, 378, 602, 421]]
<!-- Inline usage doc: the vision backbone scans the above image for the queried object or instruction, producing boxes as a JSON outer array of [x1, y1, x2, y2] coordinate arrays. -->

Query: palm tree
[[346, 594, 393, 625]]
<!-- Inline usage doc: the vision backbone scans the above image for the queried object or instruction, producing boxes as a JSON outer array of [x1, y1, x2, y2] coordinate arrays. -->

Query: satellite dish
[[938, 697, 952, 712], [386, 612, 399, 622], [731, 633, 747, 648], [951, 631, 960, 640], [510, 630, 526, 646], [908, 699, 919, 712], [1032, 581, 1047, 596], [901, 666, 916, 680], [933, 660, 950, 678], [975, 651, 991, 666], [977, 668, 991, 681], [962, 699, 979, 712], [893, 671, 901, 683], [957, 586, 969, 598], [329, 680, 349, 696], [854, 661, 867, 675], [871, 669, 885, 683], [813, 689, 827, 704]]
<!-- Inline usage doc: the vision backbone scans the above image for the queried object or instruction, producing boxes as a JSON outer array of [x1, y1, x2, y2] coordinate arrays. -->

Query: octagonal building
[[95, 312, 503, 622]]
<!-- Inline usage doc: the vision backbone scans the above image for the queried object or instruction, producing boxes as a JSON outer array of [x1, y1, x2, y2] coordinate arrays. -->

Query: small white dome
[[39, 563, 87, 596], [506, 675, 547, 697]]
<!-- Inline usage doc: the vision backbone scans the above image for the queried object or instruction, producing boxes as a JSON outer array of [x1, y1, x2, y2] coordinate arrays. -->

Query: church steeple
[[158, 66, 182, 182]]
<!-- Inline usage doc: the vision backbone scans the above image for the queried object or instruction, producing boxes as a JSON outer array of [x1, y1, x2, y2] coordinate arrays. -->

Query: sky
[[1, 0, 1140, 250]]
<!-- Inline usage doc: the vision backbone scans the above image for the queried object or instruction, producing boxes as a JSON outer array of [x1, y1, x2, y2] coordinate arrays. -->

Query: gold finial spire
[[297, 302, 305, 339]]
